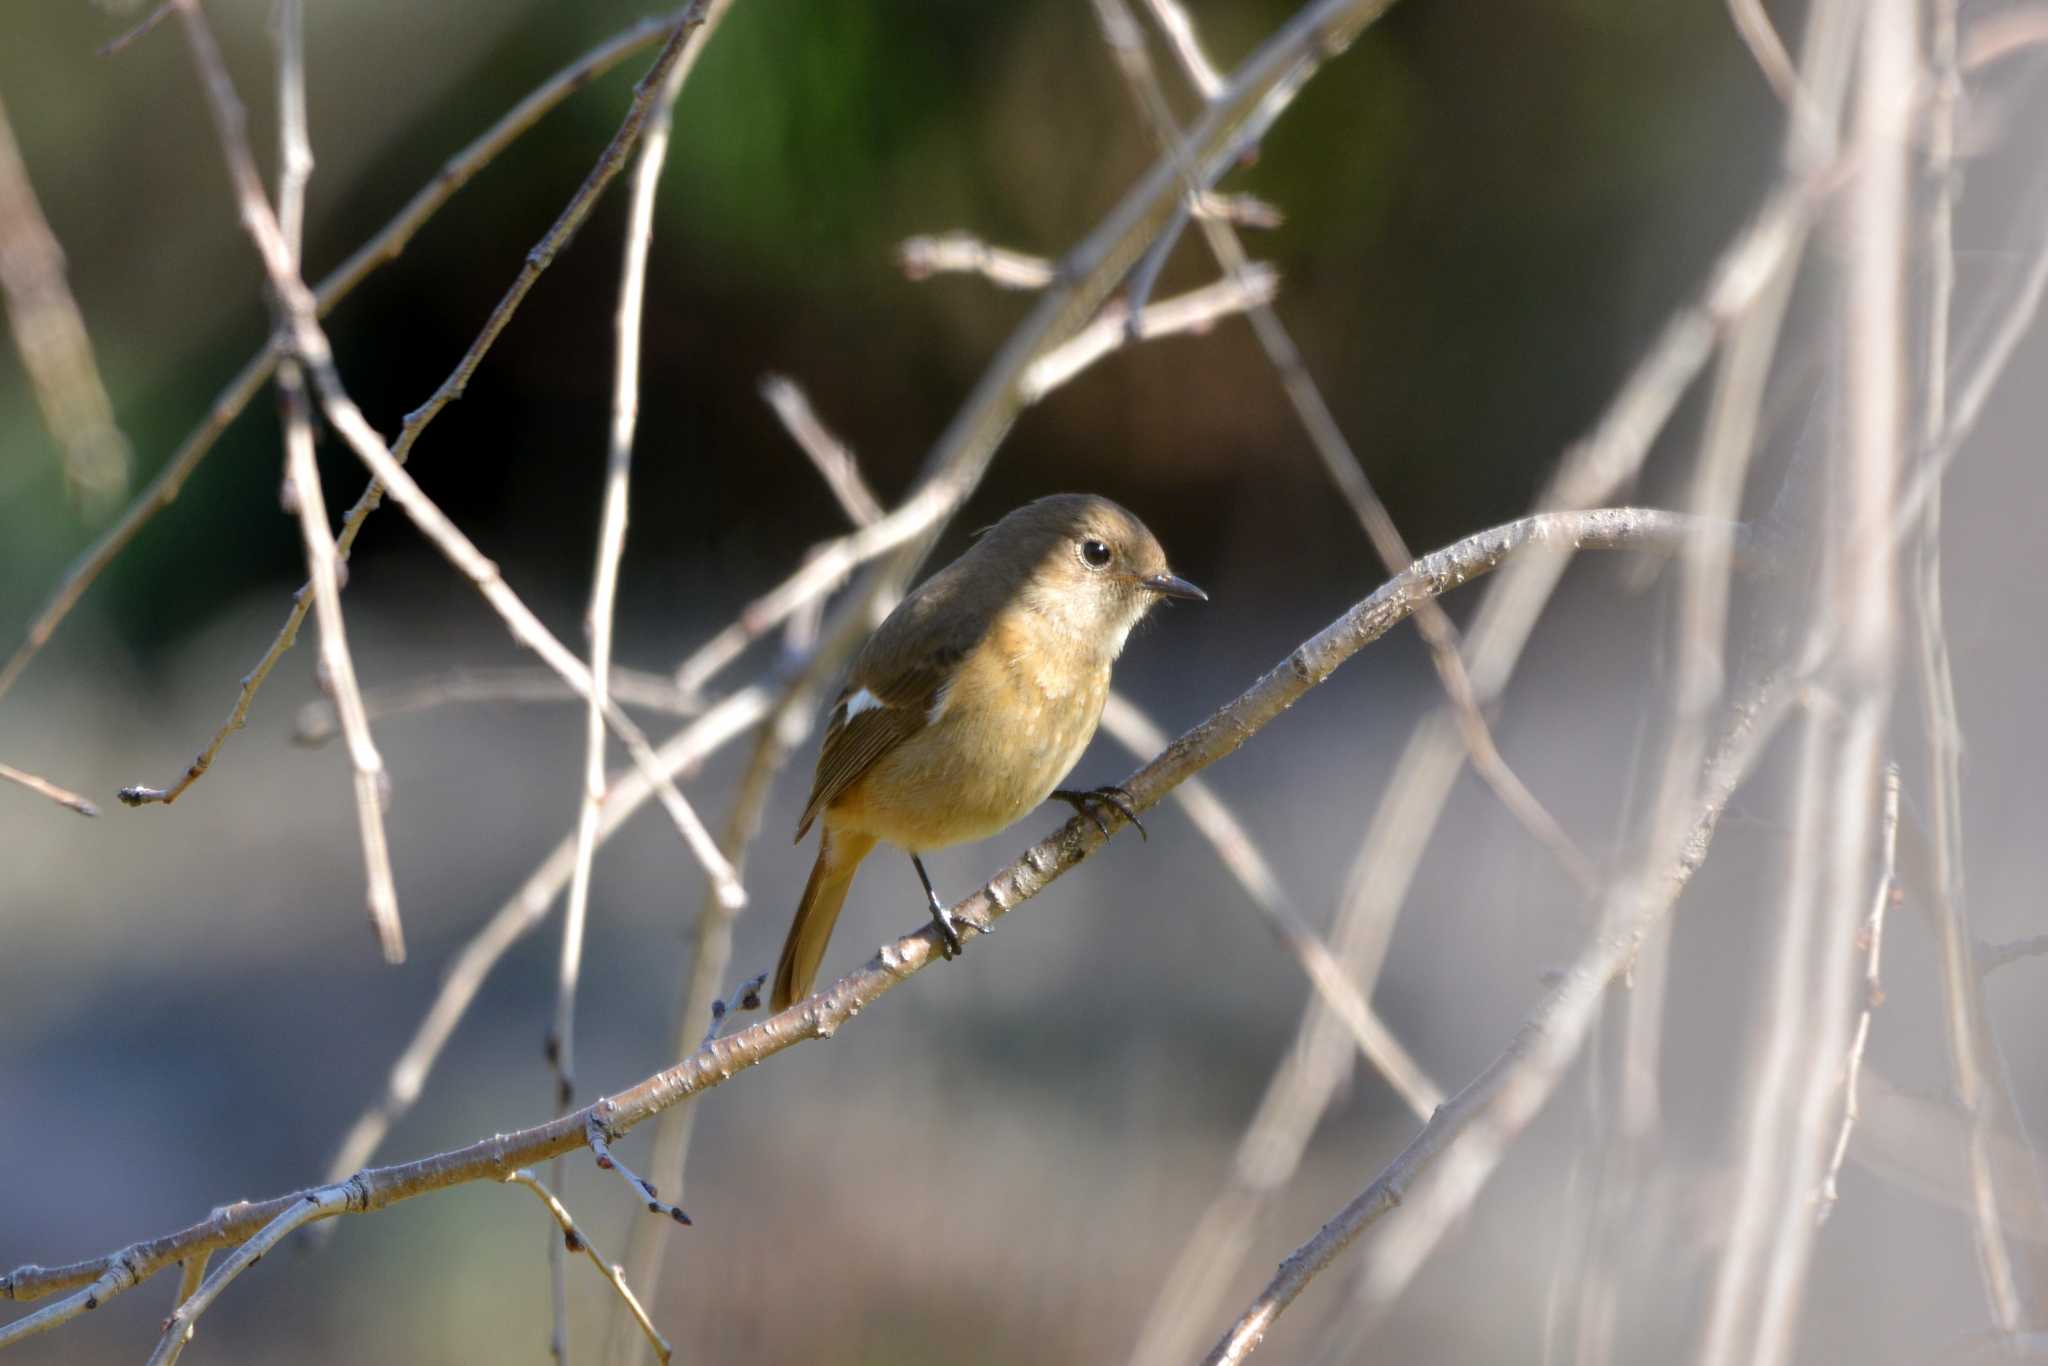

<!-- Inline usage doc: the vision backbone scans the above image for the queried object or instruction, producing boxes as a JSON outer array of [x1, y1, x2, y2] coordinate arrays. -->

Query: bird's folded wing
[[794, 641, 967, 841]]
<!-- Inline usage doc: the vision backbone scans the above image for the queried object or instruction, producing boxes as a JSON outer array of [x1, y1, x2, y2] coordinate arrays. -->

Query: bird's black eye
[[1079, 538, 1113, 569]]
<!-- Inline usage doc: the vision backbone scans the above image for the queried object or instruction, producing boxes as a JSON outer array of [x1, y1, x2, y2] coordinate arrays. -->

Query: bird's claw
[[1052, 785, 1147, 841], [928, 900, 966, 960]]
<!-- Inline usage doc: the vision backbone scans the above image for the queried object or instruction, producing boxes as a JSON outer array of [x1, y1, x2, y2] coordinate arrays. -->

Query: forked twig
[[503, 1169, 672, 1364]]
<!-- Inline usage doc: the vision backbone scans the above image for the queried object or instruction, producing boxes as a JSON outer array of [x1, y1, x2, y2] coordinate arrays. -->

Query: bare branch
[[0, 760, 97, 817], [1099, 692, 1444, 1118], [503, 1170, 672, 1364], [271, 0, 402, 962], [1091, 0, 1603, 898], [139, 0, 747, 917], [1, 508, 1709, 1337], [759, 374, 885, 524], [143, 1186, 349, 1366], [0, 13, 676, 707], [315, 684, 773, 1206], [1201, 675, 1788, 1366], [1817, 761, 1900, 1222], [897, 232, 1056, 288], [293, 665, 698, 745]]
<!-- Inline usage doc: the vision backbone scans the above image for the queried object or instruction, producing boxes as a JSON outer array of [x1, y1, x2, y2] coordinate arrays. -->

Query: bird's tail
[[771, 826, 877, 1011]]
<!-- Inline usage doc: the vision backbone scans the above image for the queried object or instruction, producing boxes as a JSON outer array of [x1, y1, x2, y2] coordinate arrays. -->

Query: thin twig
[[1, 508, 1705, 1340], [545, 46, 691, 1354], [1019, 266, 1281, 400], [293, 665, 698, 745], [586, 1108, 693, 1226], [0, 14, 676, 707], [503, 1170, 672, 1364], [143, 1185, 351, 1366], [271, 0, 402, 962], [1816, 761, 1899, 1222], [553, 17, 691, 1117], [97, 3, 175, 58], [1140, 0, 1226, 98], [759, 374, 884, 524], [897, 232, 1056, 288], [0, 760, 97, 817]]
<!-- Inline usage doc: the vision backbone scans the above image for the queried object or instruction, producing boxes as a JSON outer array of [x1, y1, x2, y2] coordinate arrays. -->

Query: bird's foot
[[927, 894, 967, 960], [1052, 785, 1147, 841]]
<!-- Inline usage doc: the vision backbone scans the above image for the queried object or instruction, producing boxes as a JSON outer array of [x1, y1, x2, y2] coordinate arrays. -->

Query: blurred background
[[2, 0, 2046, 1362]]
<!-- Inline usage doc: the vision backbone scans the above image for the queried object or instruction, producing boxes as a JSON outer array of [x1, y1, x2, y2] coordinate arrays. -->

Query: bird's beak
[[1141, 572, 1208, 602]]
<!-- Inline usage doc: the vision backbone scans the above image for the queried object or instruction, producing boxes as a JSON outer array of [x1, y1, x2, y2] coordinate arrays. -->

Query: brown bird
[[770, 493, 1206, 1010]]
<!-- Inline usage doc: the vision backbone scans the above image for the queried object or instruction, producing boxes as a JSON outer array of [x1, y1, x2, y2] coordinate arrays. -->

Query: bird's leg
[[911, 853, 968, 960], [1050, 785, 1147, 841]]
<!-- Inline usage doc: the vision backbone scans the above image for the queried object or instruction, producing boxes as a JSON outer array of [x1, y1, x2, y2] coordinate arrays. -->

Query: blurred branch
[[271, 0, 403, 962], [1910, 0, 2048, 1325], [503, 1170, 672, 1365], [0, 761, 97, 818], [1091, 0, 1603, 899], [1201, 673, 1789, 1366], [0, 507, 1710, 1351], [1980, 937, 2048, 977], [1140, 0, 1225, 98], [1020, 265, 1279, 399], [293, 665, 699, 746], [0, 12, 676, 708], [1817, 761, 1899, 1223], [759, 373, 885, 524], [1098, 693, 1444, 1119], [1122, 111, 1830, 1366], [0, 90, 132, 510], [898, 232, 1056, 288], [314, 683, 773, 1213]]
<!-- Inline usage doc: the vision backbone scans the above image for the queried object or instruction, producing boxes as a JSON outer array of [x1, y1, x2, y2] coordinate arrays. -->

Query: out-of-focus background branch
[[3, 1, 2047, 1363]]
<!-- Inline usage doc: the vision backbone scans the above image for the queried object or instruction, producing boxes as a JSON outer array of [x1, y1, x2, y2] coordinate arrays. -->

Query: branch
[[270, 0, 403, 962], [1201, 671, 1788, 1365], [147, 0, 747, 916], [0, 508, 1707, 1349], [0, 760, 97, 817], [0, 13, 676, 707], [0, 90, 131, 508], [673, 0, 1404, 704], [504, 1170, 671, 1364], [1090, 0, 1602, 898]]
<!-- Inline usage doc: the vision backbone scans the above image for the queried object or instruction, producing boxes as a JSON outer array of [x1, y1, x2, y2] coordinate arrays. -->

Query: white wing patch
[[844, 687, 885, 720], [926, 678, 954, 726]]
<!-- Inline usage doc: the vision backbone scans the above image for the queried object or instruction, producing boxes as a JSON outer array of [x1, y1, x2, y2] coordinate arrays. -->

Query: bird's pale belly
[[837, 655, 1110, 853]]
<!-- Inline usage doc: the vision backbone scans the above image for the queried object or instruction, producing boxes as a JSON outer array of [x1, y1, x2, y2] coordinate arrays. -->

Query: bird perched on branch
[[770, 492, 1206, 1010]]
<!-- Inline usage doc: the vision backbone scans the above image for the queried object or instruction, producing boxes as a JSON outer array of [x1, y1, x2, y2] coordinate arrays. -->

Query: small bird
[[770, 493, 1206, 1010]]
